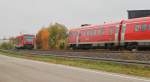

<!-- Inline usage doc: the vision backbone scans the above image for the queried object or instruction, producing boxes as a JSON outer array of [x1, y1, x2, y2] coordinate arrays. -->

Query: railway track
[[12, 49, 150, 54], [0, 49, 150, 66], [30, 52, 150, 66]]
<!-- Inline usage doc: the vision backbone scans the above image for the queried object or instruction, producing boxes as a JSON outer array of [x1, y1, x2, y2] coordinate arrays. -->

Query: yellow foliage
[[36, 28, 49, 50]]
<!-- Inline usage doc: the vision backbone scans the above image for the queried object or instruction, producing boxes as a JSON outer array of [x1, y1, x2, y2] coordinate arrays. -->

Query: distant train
[[68, 17, 150, 50], [15, 34, 35, 49]]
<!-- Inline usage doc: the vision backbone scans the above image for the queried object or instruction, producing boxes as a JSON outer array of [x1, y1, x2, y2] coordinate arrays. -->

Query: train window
[[83, 32, 86, 36], [141, 24, 147, 31], [135, 24, 140, 32], [75, 32, 78, 36], [86, 31, 88, 36], [90, 30, 93, 36], [99, 27, 103, 35], [80, 32, 82, 36], [89, 30, 91, 36], [94, 30, 97, 35], [122, 24, 126, 33], [115, 25, 120, 33], [84, 32, 86, 36], [90, 30, 92, 36], [75, 32, 77, 36], [88, 31, 90, 36], [85, 32, 87, 36], [24, 36, 34, 42], [71, 32, 73, 36], [148, 24, 150, 30], [92, 30, 95, 36], [71, 32, 74, 36], [116, 27, 119, 33], [72, 32, 74, 36], [90, 30, 96, 36], [69, 32, 72, 36], [72, 32, 76, 36], [109, 27, 114, 35]]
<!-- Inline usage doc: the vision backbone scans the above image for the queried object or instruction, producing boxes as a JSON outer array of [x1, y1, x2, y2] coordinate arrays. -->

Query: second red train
[[68, 17, 150, 50]]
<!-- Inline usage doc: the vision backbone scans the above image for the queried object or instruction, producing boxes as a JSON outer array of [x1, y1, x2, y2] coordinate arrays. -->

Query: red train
[[15, 34, 35, 49], [68, 17, 150, 50]]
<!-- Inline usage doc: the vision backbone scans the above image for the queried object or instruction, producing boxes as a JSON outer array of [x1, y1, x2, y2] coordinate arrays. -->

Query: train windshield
[[24, 36, 34, 42]]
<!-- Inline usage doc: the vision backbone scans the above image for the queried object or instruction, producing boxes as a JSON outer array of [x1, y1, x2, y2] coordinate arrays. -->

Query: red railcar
[[68, 23, 122, 49], [68, 17, 150, 50], [15, 34, 35, 49], [122, 17, 150, 49]]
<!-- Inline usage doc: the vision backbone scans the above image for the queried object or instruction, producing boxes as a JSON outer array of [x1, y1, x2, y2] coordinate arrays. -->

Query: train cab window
[[135, 24, 140, 32], [24, 36, 34, 42], [141, 24, 147, 31]]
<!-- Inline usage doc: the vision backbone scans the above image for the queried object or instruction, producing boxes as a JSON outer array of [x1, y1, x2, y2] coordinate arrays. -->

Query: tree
[[36, 27, 49, 50], [48, 23, 68, 49]]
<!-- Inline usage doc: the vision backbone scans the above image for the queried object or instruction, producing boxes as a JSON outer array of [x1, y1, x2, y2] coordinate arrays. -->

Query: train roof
[[69, 22, 121, 32], [69, 25, 99, 32]]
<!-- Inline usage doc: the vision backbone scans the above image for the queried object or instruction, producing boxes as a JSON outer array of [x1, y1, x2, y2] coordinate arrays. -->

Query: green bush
[[0, 42, 14, 50]]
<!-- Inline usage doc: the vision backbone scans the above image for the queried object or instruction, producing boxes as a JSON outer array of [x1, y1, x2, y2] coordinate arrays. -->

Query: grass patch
[[0, 49, 150, 78]]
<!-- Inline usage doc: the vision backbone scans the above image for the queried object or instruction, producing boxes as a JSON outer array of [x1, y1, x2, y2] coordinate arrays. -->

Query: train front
[[23, 34, 35, 49]]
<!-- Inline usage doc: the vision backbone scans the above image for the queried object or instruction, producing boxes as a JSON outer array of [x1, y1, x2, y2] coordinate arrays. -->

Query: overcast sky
[[0, 0, 149, 38]]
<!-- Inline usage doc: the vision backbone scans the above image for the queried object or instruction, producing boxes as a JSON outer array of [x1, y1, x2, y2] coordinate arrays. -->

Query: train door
[[121, 24, 126, 46], [115, 24, 120, 46]]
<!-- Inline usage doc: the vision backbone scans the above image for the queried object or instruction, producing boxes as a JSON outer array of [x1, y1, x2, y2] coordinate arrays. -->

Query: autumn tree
[[36, 27, 49, 50]]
